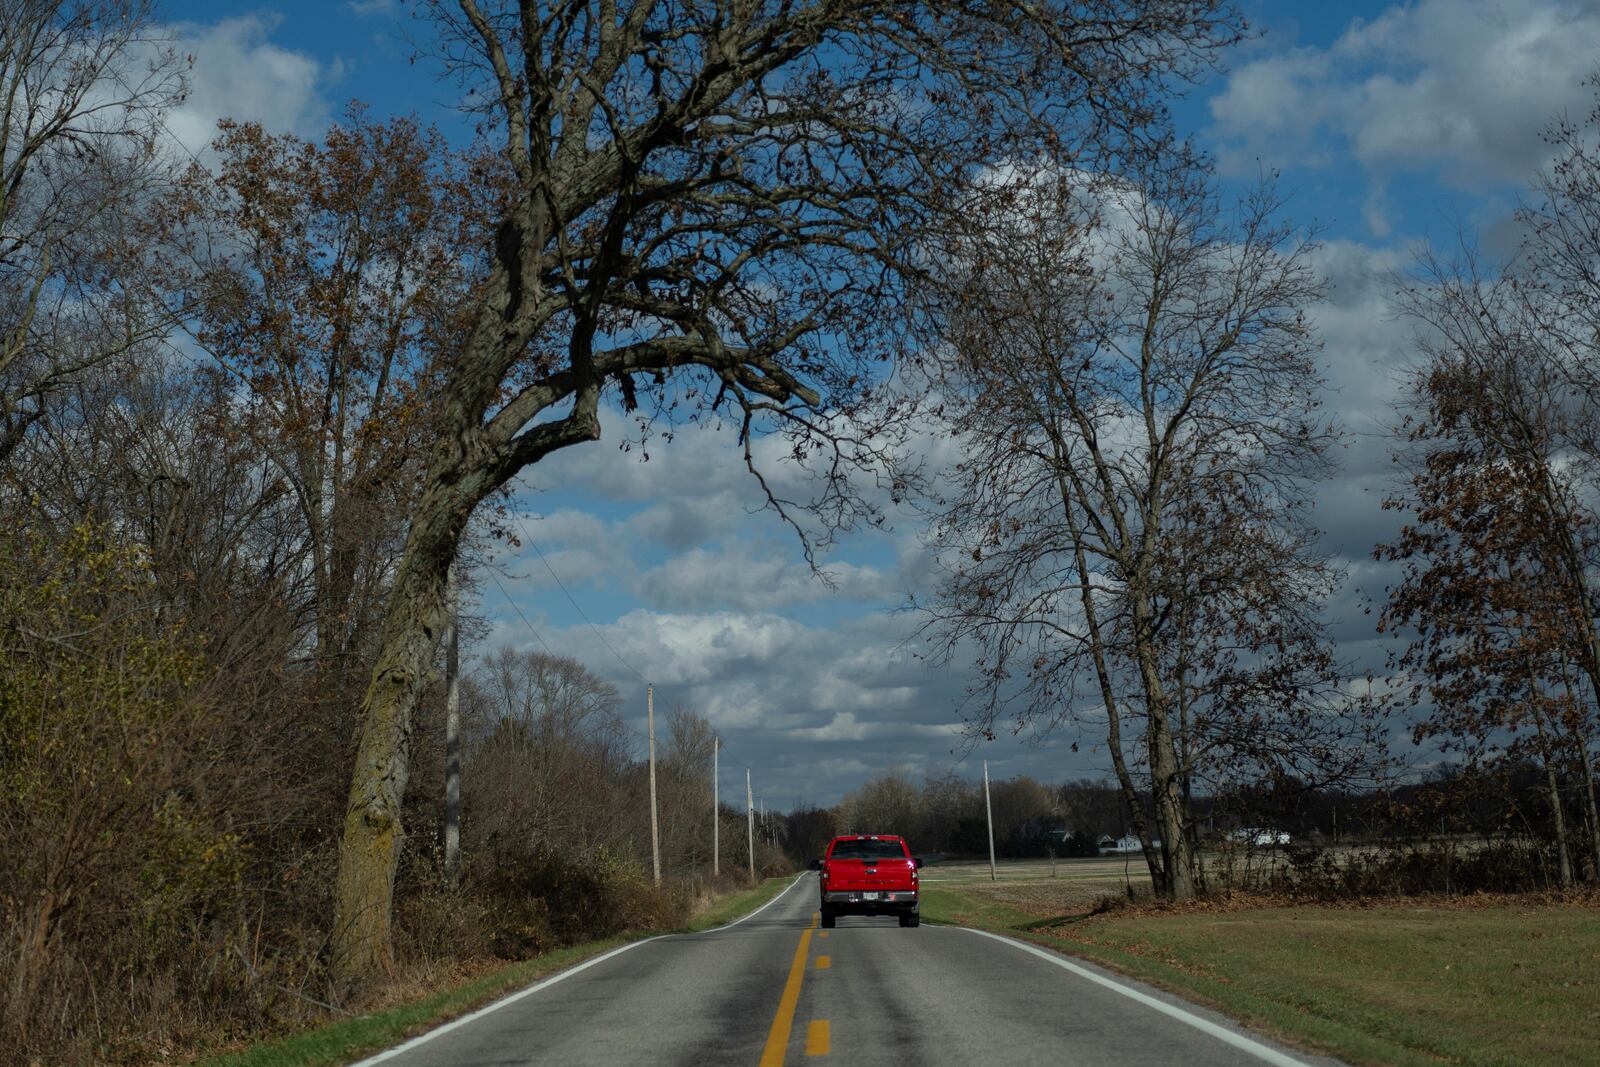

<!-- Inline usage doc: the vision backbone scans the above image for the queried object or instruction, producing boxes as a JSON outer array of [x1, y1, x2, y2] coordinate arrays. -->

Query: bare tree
[[919, 158, 1341, 899], [460, 648, 638, 871], [157, 110, 493, 713], [658, 706, 716, 875], [838, 770, 923, 836], [331, 0, 1245, 982], [0, 0, 186, 463]]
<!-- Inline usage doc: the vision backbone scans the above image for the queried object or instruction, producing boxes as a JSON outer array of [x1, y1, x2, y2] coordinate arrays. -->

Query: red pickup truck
[[809, 834, 923, 928]]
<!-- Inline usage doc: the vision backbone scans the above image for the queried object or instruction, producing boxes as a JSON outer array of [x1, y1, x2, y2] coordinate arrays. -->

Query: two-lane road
[[356, 874, 1336, 1066]]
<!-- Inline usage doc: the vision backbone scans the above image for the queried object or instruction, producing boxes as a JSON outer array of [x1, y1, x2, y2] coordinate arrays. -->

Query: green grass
[[685, 875, 796, 931], [202, 875, 796, 1067], [923, 881, 1600, 1066]]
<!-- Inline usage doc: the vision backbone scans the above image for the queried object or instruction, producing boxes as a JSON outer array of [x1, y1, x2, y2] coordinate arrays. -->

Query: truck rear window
[[829, 839, 907, 860]]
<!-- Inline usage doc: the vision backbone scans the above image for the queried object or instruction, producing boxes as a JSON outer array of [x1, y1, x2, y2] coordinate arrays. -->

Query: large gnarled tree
[[331, 0, 1245, 983]]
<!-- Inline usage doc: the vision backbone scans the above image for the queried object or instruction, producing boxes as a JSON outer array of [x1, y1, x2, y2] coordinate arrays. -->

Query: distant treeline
[[773, 765, 1599, 894]]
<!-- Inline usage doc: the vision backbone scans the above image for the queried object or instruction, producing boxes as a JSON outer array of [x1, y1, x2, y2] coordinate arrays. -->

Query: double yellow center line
[[757, 911, 830, 1064]]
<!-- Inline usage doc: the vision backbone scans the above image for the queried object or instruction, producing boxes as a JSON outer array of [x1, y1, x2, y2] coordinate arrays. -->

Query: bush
[[455, 846, 688, 958], [1264, 840, 1559, 899], [0, 522, 252, 1062]]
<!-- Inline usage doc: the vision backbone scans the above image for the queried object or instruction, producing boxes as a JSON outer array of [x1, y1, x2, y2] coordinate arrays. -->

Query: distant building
[[1097, 834, 1158, 853], [1225, 828, 1291, 846]]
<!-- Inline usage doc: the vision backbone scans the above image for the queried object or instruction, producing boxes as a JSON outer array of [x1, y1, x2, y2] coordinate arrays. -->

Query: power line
[[486, 567, 558, 659], [511, 510, 648, 685]]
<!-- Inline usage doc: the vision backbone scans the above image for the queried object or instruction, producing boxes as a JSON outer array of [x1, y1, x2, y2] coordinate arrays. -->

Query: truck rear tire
[[820, 907, 836, 929], [899, 910, 920, 928]]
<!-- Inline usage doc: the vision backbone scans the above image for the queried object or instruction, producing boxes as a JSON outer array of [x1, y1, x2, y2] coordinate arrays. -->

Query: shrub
[[1265, 840, 1557, 899], [449, 845, 689, 958], [0, 522, 248, 1062]]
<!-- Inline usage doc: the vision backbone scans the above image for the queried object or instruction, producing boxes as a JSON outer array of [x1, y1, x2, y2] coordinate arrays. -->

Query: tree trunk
[[4, 891, 55, 1040], [1132, 599, 1195, 900], [1530, 701, 1574, 889], [444, 563, 462, 885], [1542, 752, 1574, 889], [330, 477, 470, 990], [1574, 733, 1600, 882], [1062, 488, 1165, 894], [1558, 665, 1600, 882], [1147, 719, 1197, 899], [1174, 638, 1204, 893], [1545, 495, 1600, 881]]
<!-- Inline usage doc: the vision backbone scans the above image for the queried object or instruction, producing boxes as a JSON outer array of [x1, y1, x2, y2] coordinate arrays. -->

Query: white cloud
[[635, 546, 889, 611], [164, 16, 330, 156], [787, 712, 961, 741], [502, 507, 628, 590], [814, 758, 872, 779], [1212, 0, 1600, 187], [590, 609, 812, 687]]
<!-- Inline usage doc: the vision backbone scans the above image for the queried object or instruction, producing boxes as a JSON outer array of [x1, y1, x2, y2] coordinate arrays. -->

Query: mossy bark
[[329, 447, 484, 990]]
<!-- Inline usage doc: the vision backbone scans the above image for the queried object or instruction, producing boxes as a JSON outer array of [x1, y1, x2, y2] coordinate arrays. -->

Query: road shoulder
[[920, 887, 1351, 1067], [199, 875, 800, 1067]]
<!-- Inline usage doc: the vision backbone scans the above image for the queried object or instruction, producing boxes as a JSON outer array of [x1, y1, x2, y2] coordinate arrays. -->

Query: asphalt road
[[353, 873, 1338, 1067]]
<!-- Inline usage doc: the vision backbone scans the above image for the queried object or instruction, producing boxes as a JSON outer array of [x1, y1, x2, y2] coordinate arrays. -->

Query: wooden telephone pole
[[983, 759, 996, 882], [712, 736, 720, 878], [648, 684, 660, 886], [746, 768, 755, 882]]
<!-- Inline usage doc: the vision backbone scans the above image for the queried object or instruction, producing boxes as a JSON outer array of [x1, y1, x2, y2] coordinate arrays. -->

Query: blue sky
[[157, 1, 1600, 806]]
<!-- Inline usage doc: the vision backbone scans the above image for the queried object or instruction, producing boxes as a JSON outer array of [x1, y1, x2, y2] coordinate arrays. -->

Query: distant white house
[[1097, 834, 1159, 853], [1225, 828, 1291, 847]]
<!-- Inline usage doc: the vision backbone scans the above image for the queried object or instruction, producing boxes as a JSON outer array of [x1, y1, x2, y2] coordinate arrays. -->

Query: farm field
[[921, 862, 1600, 1067], [917, 856, 1154, 913]]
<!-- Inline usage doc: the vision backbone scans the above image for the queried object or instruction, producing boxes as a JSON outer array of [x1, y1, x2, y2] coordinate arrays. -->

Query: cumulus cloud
[[164, 15, 330, 156], [1212, 0, 1600, 188], [635, 546, 890, 612], [502, 507, 630, 591], [787, 712, 961, 742], [1293, 239, 1431, 684]]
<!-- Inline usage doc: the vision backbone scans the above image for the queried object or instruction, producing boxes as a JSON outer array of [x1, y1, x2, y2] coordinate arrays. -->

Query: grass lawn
[[920, 863, 1600, 1066], [200, 875, 796, 1067]]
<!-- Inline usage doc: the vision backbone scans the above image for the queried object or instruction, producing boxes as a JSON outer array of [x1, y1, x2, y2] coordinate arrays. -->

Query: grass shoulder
[[921, 874, 1600, 1067], [201, 875, 796, 1067]]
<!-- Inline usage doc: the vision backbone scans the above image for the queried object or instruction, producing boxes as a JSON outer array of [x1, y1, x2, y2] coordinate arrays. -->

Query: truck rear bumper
[[822, 890, 917, 909]]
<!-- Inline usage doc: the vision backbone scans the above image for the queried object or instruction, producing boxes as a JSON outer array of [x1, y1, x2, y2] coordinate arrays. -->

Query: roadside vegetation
[[201, 876, 795, 1067]]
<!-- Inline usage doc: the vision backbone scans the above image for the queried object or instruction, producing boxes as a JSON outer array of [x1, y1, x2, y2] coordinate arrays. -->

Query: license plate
[[862, 891, 880, 901]]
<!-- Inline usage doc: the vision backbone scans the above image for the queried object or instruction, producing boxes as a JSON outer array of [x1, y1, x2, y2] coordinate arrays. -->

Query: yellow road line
[[814, 956, 831, 970], [758, 913, 817, 1067], [816, 931, 829, 939], [805, 1020, 831, 1057]]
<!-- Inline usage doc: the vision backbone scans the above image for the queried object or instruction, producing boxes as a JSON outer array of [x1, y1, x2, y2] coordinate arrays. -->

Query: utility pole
[[444, 563, 461, 884], [746, 768, 755, 883], [983, 759, 996, 882], [712, 736, 720, 879], [648, 684, 660, 887]]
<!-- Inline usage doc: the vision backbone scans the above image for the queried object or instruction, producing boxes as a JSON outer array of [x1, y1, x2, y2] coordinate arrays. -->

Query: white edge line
[[713, 870, 810, 930], [951, 926, 1311, 1067], [348, 872, 809, 1066]]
